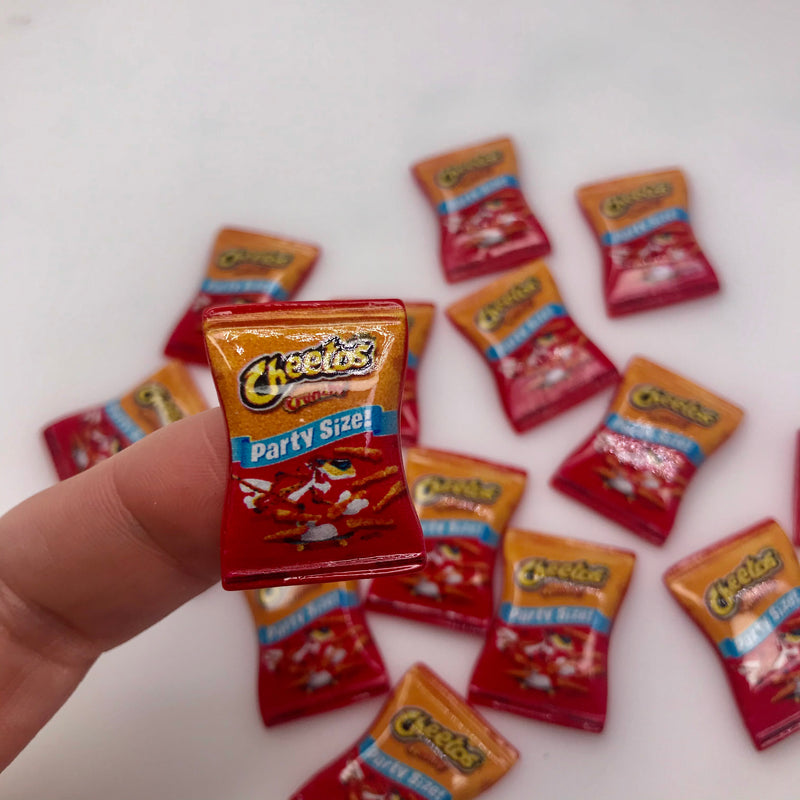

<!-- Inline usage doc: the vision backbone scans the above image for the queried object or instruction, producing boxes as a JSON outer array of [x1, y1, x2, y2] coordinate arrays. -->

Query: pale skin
[[0, 408, 228, 773]]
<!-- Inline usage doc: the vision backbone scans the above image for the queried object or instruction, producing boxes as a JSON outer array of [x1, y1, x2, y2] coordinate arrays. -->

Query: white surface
[[2, 1, 800, 797]]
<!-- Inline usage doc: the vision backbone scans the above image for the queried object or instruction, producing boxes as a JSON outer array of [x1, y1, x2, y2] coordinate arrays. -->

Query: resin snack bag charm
[[43, 361, 207, 480], [469, 528, 635, 732], [552, 356, 743, 545], [412, 137, 551, 283], [367, 448, 527, 634], [165, 228, 319, 364], [665, 519, 800, 750], [400, 302, 435, 445], [577, 168, 720, 316], [290, 662, 518, 800], [204, 300, 426, 589], [245, 581, 389, 726], [446, 260, 618, 432], [793, 432, 800, 546]]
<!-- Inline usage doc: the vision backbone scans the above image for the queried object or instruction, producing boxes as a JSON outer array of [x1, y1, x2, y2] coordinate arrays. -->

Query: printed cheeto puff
[[164, 228, 319, 365], [412, 137, 551, 283], [577, 168, 720, 316], [551, 356, 743, 545], [203, 300, 425, 589], [446, 261, 618, 433], [244, 582, 389, 726], [289, 663, 519, 800], [367, 447, 527, 634], [468, 528, 635, 733], [42, 361, 207, 480], [665, 519, 800, 750]]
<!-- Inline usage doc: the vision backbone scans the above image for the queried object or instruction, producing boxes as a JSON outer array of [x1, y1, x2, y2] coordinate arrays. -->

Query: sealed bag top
[[577, 169, 689, 245], [356, 663, 518, 800], [500, 528, 635, 626], [202, 227, 319, 300], [412, 138, 521, 213]]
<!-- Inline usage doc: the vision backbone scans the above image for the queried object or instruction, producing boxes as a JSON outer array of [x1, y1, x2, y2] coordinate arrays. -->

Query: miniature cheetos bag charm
[[165, 228, 319, 364], [43, 361, 207, 480], [400, 302, 435, 445], [446, 261, 618, 432], [577, 168, 720, 316], [468, 528, 635, 732], [203, 300, 426, 589], [290, 662, 519, 800], [665, 519, 800, 750], [367, 448, 527, 634], [552, 356, 743, 545], [245, 581, 389, 726], [412, 137, 551, 283]]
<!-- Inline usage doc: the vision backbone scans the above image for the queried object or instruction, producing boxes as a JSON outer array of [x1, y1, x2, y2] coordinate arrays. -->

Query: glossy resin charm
[[245, 581, 388, 726], [469, 528, 635, 732], [412, 137, 550, 282], [43, 361, 207, 480], [665, 519, 800, 750], [577, 168, 720, 316], [552, 356, 743, 545], [446, 260, 618, 432], [290, 663, 519, 800], [165, 228, 319, 364], [204, 300, 425, 588], [367, 447, 527, 634]]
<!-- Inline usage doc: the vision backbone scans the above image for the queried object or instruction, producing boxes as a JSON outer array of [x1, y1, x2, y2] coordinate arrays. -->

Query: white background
[[2, 1, 800, 797]]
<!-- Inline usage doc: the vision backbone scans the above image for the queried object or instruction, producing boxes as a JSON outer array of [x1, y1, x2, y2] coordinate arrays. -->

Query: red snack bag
[[664, 519, 800, 750], [400, 303, 435, 445], [165, 228, 319, 365], [42, 361, 207, 480], [577, 168, 720, 316], [468, 528, 635, 733], [446, 261, 618, 432], [412, 137, 551, 283], [245, 581, 389, 726], [552, 356, 743, 545], [367, 447, 526, 634], [290, 662, 519, 800], [203, 300, 426, 588]]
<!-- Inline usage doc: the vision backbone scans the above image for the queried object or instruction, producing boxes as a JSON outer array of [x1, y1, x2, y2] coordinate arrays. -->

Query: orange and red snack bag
[[446, 261, 618, 433], [577, 168, 720, 316], [793, 432, 800, 547], [290, 662, 519, 800], [203, 300, 425, 589], [468, 529, 635, 733], [412, 137, 551, 283], [665, 519, 800, 750], [552, 356, 743, 545], [165, 228, 319, 365], [42, 361, 207, 480], [245, 581, 388, 726], [367, 447, 527, 634], [400, 303, 435, 445]]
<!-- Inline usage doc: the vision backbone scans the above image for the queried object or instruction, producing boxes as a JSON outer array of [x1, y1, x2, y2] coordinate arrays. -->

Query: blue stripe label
[[258, 588, 359, 645], [601, 207, 689, 246], [718, 587, 800, 659], [358, 737, 452, 800], [421, 519, 499, 547], [605, 412, 705, 466], [485, 303, 567, 361], [436, 174, 519, 215], [407, 352, 419, 369], [499, 602, 611, 634], [232, 405, 397, 469], [104, 401, 146, 443], [201, 278, 289, 299]]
